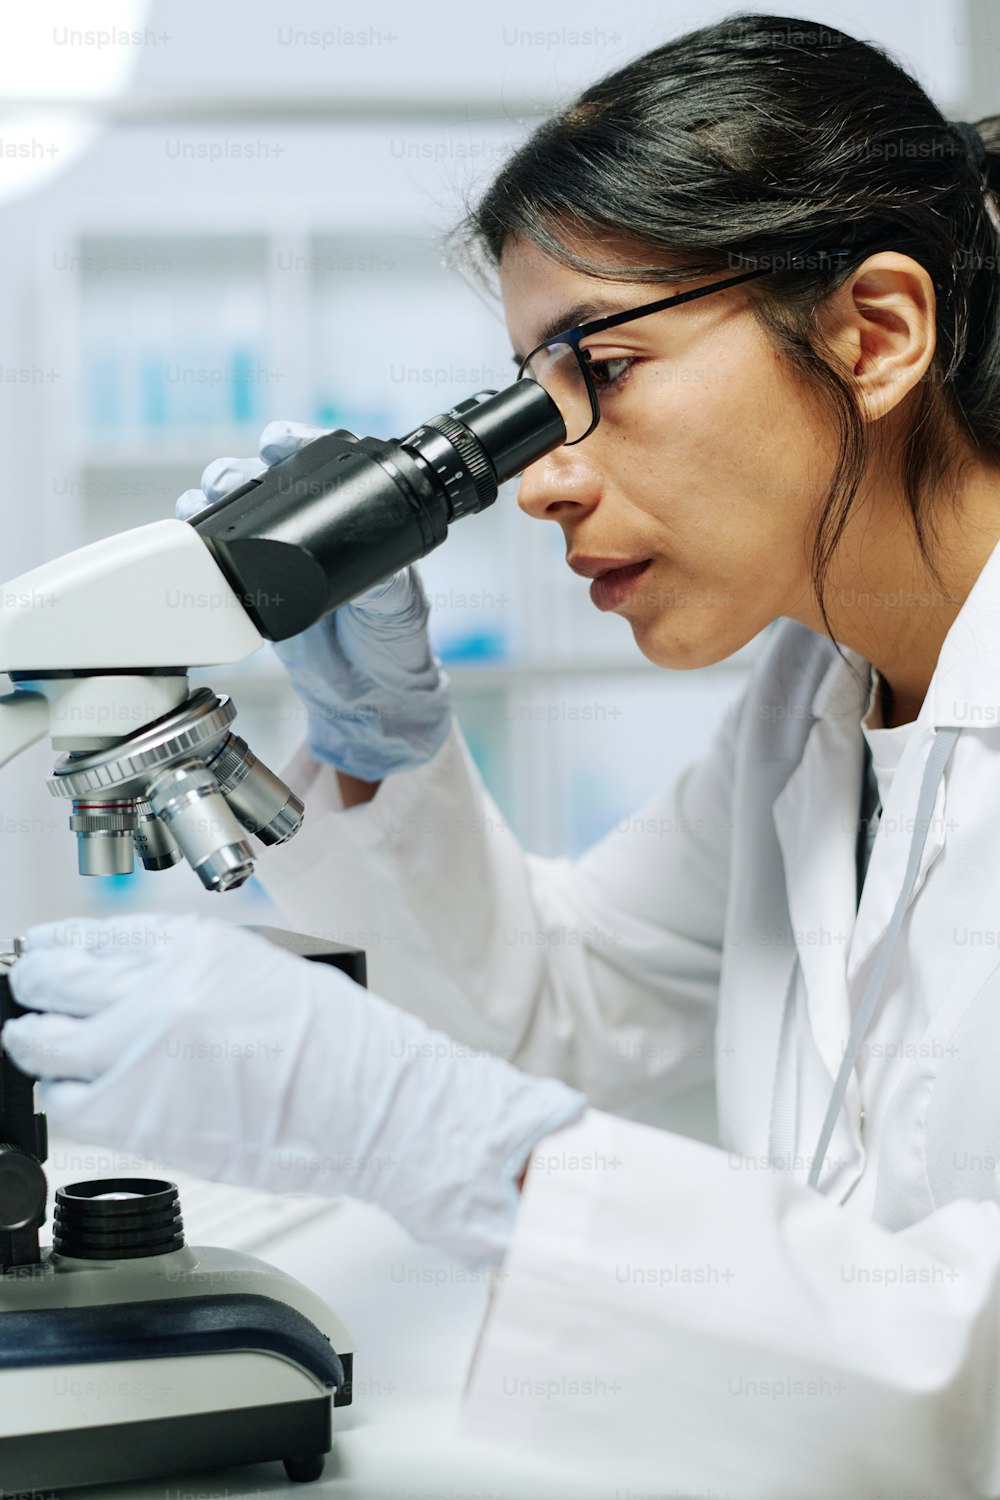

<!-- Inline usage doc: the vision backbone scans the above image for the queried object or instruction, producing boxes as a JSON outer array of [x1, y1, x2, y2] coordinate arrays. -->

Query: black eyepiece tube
[[445, 380, 567, 489], [193, 377, 566, 642]]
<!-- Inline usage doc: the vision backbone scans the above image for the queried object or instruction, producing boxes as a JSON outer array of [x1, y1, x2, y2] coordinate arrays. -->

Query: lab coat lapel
[[843, 529, 1000, 983], [716, 622, 838, 1162], [845, 524, 1000, 981], [845, 727, 948, 987], [772, 658, 867, 1089]]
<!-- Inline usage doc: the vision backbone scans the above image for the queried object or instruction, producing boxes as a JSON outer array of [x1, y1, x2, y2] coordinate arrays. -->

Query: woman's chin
[[631, 615, 750, 671]]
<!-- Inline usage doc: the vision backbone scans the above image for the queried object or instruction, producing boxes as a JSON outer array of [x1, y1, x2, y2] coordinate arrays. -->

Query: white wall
[[126, 0, 965, 108]]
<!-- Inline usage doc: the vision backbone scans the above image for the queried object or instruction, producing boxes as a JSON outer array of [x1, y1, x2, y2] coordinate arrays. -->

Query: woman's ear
[[812, 252, 937, 421]]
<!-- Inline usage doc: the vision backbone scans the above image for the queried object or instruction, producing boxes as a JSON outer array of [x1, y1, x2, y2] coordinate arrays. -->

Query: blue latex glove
[[2, 914, 586, 1267], [177, 420, 453, 782]]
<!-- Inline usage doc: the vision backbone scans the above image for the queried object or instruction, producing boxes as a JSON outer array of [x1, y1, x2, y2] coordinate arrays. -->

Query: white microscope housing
[[0, 520, 365, 1489], [0, 517, 300, 892]]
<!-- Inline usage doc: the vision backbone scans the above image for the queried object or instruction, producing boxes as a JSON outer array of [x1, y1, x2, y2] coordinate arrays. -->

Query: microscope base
[[0, 1243, 355, 1491], [0, 933, 363, 1490], [0, 1387, 340, 1490]]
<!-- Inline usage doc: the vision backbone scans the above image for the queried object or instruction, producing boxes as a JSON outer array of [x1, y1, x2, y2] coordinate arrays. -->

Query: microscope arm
[[0, 691, 49, 770], [0, 520, 264, 675]]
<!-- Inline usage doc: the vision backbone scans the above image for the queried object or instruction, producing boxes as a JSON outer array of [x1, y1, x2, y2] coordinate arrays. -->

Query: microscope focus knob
[[0, 1142, 47, 1231]]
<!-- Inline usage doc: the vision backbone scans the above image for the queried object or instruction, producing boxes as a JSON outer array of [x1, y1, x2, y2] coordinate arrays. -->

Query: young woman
[[8, 14, 1000, 1497]]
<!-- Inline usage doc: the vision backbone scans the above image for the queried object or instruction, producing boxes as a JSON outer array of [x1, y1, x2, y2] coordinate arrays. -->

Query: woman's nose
[[515, 448, 601, 523]]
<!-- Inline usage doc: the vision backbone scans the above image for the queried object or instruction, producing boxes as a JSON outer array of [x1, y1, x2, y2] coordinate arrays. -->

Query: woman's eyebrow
[[511, 298, 632, 363]]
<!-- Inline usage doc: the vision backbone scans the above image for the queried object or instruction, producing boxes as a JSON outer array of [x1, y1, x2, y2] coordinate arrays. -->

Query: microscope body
[[0, 523, 358, 1484], [0, 380, 564, 893], [0, 518, 297, 892], [0, 379, 565, 1486], [0, 934, 364, 1491]]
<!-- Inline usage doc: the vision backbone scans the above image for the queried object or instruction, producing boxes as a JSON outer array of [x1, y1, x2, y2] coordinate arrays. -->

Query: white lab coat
[[259, 537, 1000, 1499]]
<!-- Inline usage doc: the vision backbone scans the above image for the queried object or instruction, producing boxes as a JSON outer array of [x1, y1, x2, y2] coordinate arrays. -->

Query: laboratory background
[[0, 3, 992, 1496], [0, 0, 985, 936]]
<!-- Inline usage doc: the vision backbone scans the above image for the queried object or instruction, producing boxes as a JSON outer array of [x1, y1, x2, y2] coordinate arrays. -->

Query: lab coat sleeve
[[256, 695, 741, 1110], [462, 1108, 1000, 1500]]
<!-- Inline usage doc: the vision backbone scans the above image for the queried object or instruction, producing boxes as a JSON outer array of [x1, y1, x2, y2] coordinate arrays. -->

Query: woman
[[7, 13, 1000, 1496]]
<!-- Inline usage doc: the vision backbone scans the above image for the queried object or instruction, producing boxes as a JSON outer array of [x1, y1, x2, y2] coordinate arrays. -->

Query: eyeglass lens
[[521, 342, 594, 444]]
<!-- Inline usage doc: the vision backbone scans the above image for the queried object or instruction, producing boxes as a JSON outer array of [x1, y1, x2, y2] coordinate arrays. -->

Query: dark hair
[[454, 12, 1000, 650]]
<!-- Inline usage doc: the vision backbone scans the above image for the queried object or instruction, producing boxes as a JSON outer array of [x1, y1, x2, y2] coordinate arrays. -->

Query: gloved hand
[[1, 914, 585, 1266], [177, 420, 453, 783]]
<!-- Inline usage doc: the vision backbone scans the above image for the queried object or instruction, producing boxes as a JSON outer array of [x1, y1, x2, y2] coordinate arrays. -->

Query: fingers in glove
[[21, 913, 188, 961], [176, 488, 210, 522], [2, 1010, 119, 1082], [259, 420, 330, 466], [346, 566, 431, 631], [200, 455, 266, 507], [10, 949, 147, 1017]]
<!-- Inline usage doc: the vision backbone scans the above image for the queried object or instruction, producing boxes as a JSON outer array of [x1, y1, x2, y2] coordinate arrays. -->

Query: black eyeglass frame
[[513, 264, 787, 445]]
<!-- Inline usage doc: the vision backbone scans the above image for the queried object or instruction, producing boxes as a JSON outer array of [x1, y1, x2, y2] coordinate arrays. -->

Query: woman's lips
[[589, 558, 653, 611]]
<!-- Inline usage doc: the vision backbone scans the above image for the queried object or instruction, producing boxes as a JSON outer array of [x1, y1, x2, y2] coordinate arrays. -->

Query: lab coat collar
[[767, 540, 1000, 1197], [803, 533, 1000, 733], [928, 534, 1000, 728], [799, 535, 1000, 991], [769, 541, 1000, 1199], [808, 641, 872, 727], [789, 611, 957, 988]]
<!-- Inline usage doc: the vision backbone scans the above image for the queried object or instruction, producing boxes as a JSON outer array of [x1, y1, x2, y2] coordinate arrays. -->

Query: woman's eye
[[583, 352, 633, 389]]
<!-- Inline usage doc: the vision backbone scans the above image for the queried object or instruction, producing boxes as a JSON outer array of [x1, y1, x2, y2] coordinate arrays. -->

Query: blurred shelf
[[445, 655, 757, 684], [80, 433, 263, 469], [211, 649, 762, 694]]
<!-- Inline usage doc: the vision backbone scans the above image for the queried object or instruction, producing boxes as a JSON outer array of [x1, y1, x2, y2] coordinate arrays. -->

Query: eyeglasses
[[514, 266, 774, 445]]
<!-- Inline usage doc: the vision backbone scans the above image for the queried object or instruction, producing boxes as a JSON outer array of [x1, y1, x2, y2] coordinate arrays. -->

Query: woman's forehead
[[498, 233, 686, 352]]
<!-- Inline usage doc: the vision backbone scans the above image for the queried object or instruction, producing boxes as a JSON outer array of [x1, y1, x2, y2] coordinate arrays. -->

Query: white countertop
[[29, 1086, 720, 1499]]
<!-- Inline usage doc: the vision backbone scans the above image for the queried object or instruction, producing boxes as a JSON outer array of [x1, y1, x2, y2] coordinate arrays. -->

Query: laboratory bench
[[27, 1140, 620, 1500]]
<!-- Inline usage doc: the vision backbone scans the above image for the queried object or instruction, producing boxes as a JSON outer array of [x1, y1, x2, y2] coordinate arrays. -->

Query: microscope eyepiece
[[191, 376, 566, 640], [434, 381, 568, 494], [30, 376, 568, 894]]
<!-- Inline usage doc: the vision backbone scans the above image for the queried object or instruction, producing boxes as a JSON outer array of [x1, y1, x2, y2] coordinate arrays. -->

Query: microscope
[[0, 378, 565, 1491]]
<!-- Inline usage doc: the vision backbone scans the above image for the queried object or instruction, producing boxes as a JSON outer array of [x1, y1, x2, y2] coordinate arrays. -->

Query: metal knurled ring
[[69, 809, 139, 833], [425, 412, 496, 511], [206, 734, 250, 791], [47, 689, 237, 801]]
